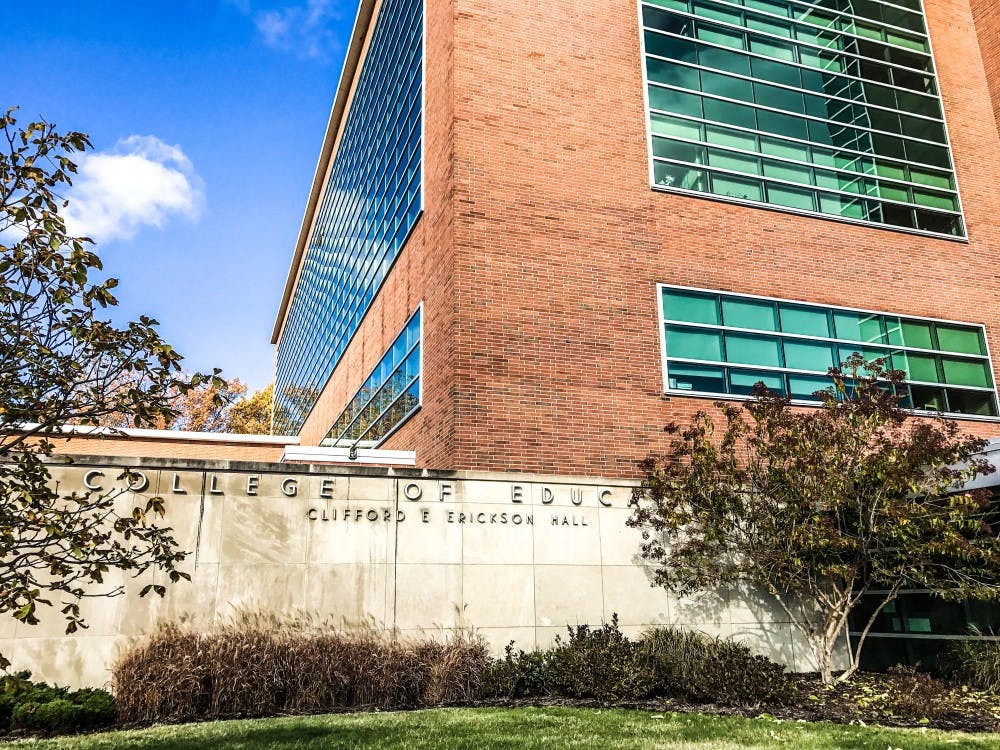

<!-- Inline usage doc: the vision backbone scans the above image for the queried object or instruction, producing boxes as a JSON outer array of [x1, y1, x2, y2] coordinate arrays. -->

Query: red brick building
[[273, 0, 1000, 480]]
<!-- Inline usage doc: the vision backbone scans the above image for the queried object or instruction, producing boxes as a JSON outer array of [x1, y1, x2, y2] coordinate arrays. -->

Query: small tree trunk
[[816, 641, 835, 685]]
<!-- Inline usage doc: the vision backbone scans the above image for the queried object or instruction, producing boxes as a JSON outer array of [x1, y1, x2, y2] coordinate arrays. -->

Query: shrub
[[545, 615, 653, 702], [638, 627, 795, 707], [481, 644, 549, 699], [0, 672, 115, 734], [881, 665, 953, 721], [939, 638, 1000, 692], [113, 614, 491, 724]]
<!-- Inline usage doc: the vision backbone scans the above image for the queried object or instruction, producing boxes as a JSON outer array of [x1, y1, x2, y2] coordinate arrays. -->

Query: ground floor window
[[849, 591, 1000, 671], [659, 285, 999, 418], [321, 306, 422, 449]]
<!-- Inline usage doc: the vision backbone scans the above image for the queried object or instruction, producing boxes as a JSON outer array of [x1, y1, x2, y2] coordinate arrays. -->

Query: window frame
[[656, 283, 999, 421], [321, 303, 424, 450], [637, 0, 969, 241]]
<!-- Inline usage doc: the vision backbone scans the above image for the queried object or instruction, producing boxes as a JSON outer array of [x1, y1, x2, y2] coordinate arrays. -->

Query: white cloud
[[63, 136, 205, 244], [230, 0, 346, 60]]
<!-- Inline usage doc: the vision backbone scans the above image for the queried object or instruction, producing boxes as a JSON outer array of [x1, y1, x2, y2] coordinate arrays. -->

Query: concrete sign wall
[[4, 456, 836, 688]]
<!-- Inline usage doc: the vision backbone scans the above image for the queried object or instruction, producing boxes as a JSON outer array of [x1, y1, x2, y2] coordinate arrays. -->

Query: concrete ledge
[[282, 445, 417, 465]]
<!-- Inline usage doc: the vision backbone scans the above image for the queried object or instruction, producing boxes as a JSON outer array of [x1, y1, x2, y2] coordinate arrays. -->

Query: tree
[[226, 383, 273, 435], [0, 107, 222, 665], [628, 355, 1000, 684]]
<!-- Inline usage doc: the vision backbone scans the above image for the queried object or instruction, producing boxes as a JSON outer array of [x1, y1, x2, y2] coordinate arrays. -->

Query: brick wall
[[971, 0, 1000, 128], [302, 0, 1000, 478], [46, 435, 288, 463]]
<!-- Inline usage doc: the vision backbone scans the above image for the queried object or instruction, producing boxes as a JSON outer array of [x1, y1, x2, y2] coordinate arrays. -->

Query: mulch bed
[[478, 672, 1000, 734]]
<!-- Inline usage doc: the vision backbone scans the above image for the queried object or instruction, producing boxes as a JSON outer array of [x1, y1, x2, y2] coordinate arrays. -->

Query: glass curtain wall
[[661, 286, 998, 417], [275, 0, 423, 435], [322, 309, 422, 449], [641, 0, 964, 237]]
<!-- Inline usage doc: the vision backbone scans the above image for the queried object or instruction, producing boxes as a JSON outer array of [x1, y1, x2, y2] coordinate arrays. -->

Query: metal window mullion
[[648, 80, 949, 149], [662, 318, 989, 359], [351, 374, 420, 446], [666, 357, 997, 394], [652, 154, 962, 216], [651, 132, 957, 199], [644, 28, 941, 102], [647, 54, 944, 124], [693, 0, 930, 51], [641, 5, 935, 72], [648, 107, 954, 176]]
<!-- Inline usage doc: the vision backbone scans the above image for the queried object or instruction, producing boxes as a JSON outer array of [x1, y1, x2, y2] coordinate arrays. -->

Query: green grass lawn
[[7, 707, 999, 750]]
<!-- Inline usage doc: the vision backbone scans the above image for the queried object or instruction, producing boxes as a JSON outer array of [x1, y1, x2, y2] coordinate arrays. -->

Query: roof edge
[[270, 0, 380, 345]]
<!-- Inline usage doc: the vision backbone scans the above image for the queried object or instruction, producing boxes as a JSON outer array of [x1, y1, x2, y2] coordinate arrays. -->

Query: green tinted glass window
[[730, 369, 785, 395], [834, 311, 885, 343], [937, 325, 986, 356], [722, 297, 779, 330], [780, 304, 830, 337], [906, 353, 941, 383], [663, 289, 719, 323], [942, 358, 992, 388], [788, 374, 833, 400], [667, 326, 723, 362], [900, 320, 934, 349], [784, 340, 835, 372], [668, 362, 727, 392], [726, 332, 782, 366], [946, 390, 998, 417], [642, 1, 964, 236], [659, 286, 996, 418], [667, 325, 724, 361]]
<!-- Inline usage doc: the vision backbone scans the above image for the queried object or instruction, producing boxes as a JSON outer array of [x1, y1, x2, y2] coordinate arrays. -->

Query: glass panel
[[946, 389, 998, 417], [788, 374, 833, 400], [651, 113, 703, 140], [779, 304, 830, 337], [729, 369, 786, 395], [654, 161, 708, 190], [709, 148, 761, 175], [725, 332, 782, 367], [667, 362, 727, 393], [784, 340, 835, 372], [766, 183, 816, 210], [711, 173, 765, 201], [942, 358, 992, 388], [663, 288, 720, 324], [833, 311, 886, 344], [706, 124, 757, 150], [910, 384, 945, 411], [722, 297, 778, 331], [936, 325, 986, 356], [667, 325, 725, 361], [906, 353, 941, 383], [900, 320, 934, 349]]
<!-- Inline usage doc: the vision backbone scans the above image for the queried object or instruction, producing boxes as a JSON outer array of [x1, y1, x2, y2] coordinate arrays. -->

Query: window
[[322, 308, 422, 449], [275, 0, 424, 435], [660, 285, 998, 417], [641, 0, 965, 237]]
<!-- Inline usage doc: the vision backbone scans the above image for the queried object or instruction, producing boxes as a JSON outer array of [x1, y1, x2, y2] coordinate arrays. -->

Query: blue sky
[[4, 0, 359, 391]]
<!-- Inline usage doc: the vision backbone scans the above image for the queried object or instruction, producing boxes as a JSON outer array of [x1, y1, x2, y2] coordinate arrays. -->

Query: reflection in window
[[322, 309, 422, 449], [641, 0, 964, 237], [275, 0, 423, 434], [660, 286, 998, 417]]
